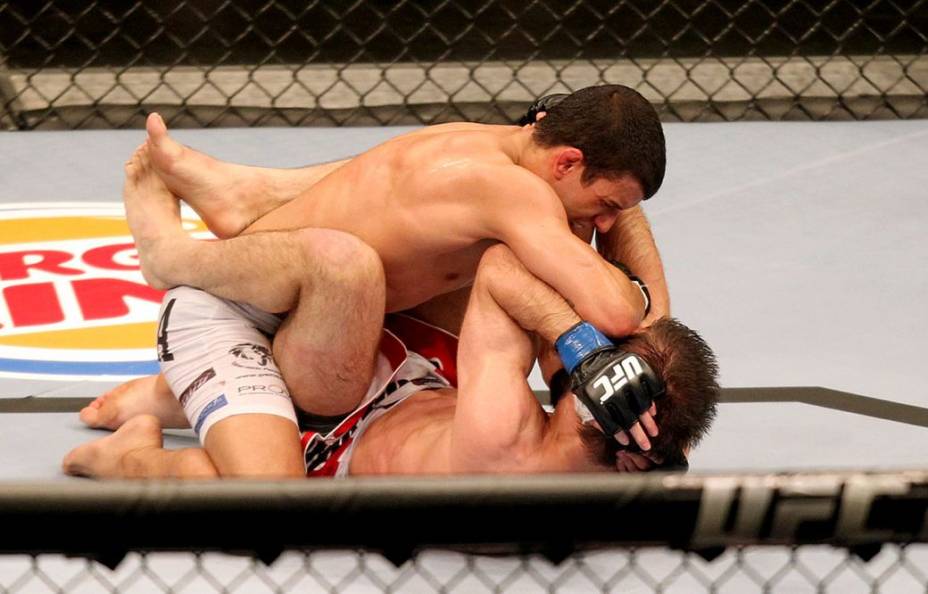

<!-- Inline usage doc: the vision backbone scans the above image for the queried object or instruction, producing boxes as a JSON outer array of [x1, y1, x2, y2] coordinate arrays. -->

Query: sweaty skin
[[63, 245, 660, 478], [145, 116, 650, 333], [243, 126, 502, 311], [76, 114, 666, 477]]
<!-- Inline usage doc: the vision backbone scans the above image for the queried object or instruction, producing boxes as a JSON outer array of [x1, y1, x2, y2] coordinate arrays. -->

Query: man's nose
[[594, 212, 619, 234]]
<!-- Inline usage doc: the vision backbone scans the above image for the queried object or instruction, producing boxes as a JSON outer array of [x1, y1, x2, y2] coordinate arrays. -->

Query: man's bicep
[[449, 356, 545, 472]]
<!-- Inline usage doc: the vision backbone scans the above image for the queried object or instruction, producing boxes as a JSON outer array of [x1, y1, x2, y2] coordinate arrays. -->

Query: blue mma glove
[[518, 93, 569, 126], [555, 322, 665, 437]]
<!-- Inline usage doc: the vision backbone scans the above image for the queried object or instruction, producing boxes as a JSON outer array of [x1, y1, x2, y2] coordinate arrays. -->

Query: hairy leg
[[146, 113, 348, 238], [125, 148, 384, 415], [80, 374, 188, 431], [270, 231, 386, 416], [63, 415, 218, 479], [152, 230, 384, 415]]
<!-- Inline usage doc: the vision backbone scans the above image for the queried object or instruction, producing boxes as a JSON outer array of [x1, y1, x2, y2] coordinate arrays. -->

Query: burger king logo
[[0, 202, 207, 380]]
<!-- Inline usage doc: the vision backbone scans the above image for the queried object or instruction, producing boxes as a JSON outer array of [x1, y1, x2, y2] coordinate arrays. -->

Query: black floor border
[[0, 397, 94, 413], [719, 386, 928, 429], [1, 387, 926, 429]]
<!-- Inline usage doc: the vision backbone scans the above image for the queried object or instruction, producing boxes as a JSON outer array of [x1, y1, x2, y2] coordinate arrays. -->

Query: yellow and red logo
[[0, 202, 206, 380]]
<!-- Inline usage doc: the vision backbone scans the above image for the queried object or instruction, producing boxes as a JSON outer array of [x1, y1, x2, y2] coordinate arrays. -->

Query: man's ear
[[552, 148, 584, 180]]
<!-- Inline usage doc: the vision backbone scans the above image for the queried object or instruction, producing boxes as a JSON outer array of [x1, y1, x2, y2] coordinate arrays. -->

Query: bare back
[[245, 124, 521, 311]]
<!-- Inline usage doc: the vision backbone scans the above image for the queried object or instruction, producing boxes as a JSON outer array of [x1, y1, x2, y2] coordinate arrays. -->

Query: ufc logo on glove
[[592, 356, 644, 402]]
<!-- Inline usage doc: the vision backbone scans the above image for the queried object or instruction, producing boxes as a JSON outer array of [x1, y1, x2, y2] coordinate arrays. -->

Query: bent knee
[[294, 229, 384, 289]]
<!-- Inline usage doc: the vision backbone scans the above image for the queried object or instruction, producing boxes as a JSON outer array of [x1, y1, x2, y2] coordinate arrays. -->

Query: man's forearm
[[597, 206, 670, 321], [477, 246, 586, 345]]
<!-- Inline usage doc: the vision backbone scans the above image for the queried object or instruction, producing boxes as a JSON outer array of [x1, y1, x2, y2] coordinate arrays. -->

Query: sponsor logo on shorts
[[237, 383, 288, 397], [194, 393, 228, 435], [0, 203, 208, 380], [237, 372, 283, 380], [178, 367, 217, 407], [229, 343, 273, 370]]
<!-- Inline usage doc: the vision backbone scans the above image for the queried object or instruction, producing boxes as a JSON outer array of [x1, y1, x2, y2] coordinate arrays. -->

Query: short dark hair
[[532, 85, 666, 199], [579, 318, 720, 468]]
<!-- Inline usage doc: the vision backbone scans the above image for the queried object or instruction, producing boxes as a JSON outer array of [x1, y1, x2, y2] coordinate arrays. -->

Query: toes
[[146, 112, 168, 143], [137, 146, 151, 171], [78, 406, 98, 427], [62, 447, 89, 477], [125, 145, 146, 175], [79, 394, 114, 428]]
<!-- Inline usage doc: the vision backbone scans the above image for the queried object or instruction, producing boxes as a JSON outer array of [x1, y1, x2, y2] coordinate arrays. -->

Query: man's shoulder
[[418, 159, 553, 204]]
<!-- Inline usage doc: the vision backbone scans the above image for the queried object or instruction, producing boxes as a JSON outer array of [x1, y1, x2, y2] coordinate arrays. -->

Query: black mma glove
[[518, 93, 569, 126], [554, 322, 664, 437]]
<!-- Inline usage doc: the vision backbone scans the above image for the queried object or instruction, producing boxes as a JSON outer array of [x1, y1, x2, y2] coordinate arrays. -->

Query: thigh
[[270, 229, 385, 417], [157, 286, 303, 477]]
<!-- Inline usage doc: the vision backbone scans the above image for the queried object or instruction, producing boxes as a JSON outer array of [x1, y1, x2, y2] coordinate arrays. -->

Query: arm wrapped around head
[[518, 93, 570, 126]]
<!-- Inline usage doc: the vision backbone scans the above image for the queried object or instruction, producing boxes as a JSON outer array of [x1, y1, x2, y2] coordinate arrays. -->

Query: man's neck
[[508, 129, 551, 182]]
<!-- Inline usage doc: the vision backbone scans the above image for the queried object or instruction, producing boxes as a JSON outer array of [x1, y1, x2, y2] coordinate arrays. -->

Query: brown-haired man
[[84, 85, 671, 477], [64, 244, 719, 479]]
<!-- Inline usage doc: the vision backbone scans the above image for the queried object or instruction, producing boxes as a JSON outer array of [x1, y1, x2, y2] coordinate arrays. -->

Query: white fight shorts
[[156, 286, 296, 442], [156, 286, 391, 444]]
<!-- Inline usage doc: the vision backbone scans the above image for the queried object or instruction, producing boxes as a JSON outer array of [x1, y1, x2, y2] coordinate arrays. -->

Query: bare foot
[[63, 415, 164, 478], [80, 375, 189, 431], [146, 113, 270, 238], [123, 144, 188, 289]]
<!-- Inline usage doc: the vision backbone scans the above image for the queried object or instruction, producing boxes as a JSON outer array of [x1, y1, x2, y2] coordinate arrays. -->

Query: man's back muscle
[[244, 124, 545, 311]]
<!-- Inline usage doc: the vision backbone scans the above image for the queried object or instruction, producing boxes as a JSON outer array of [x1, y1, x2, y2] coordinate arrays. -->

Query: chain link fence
[[2, 546, 928, 593], [1, 0, 927, 129], [1, 472, 927, 592]]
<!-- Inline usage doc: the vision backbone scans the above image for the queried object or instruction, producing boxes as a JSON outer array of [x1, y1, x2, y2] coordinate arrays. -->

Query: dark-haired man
[[64, 244, 719, 479], [89, 85, 671, 477]]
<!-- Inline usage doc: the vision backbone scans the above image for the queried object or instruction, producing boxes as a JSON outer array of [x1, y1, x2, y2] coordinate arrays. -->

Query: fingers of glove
[[639, 410, 659, 438], [615, 430, 630, 447], [626, 422, 651, 451]]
